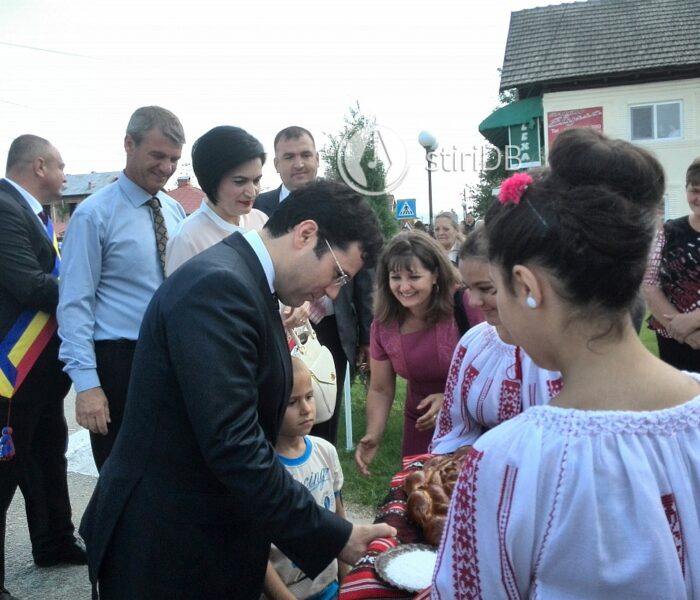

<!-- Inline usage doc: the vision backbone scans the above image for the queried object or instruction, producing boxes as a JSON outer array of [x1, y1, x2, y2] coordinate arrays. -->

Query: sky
[[0, 0, 555, 221]]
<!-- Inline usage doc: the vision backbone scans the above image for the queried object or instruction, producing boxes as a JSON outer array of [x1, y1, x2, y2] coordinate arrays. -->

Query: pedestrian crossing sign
[[396, 199, 416, 220]]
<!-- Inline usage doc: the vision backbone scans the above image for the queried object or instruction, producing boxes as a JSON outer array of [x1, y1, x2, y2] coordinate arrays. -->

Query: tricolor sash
[[0, 310, 57, 398], [0, 212, 60, 399]]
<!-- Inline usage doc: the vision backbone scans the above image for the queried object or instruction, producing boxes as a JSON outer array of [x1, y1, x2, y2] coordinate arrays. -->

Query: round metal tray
[[374, 543, 437, 593]]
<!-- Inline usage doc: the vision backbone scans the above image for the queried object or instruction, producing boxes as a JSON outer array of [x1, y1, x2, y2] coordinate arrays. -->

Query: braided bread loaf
[[404, 447, 470, 546]]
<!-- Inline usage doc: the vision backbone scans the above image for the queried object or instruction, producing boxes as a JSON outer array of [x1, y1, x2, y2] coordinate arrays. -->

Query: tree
[[468, 145, 507, 218], [468, 88, 519, 218], [321, 103, 399, 239]]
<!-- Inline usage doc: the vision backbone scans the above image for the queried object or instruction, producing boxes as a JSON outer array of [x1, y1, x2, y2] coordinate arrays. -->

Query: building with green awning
[[478, 96, 543, 148], [479, 0, 700, 214]]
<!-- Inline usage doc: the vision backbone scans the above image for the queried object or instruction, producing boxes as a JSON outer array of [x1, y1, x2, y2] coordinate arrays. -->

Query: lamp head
[[418, 130, 438, 152]]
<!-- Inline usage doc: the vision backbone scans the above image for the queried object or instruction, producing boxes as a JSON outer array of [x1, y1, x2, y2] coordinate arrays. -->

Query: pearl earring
[[526, 295, 537, 309]]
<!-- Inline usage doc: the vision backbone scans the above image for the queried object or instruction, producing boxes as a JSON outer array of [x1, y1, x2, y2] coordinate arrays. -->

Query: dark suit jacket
[[0, 178, 60, 357], [80, 233, 351, 599], [255, 185, 282, 217], [334, 267, 374, 369]]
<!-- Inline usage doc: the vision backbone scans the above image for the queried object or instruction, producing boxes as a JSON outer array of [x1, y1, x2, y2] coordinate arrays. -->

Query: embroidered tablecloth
[[339, 453, 435, 600]]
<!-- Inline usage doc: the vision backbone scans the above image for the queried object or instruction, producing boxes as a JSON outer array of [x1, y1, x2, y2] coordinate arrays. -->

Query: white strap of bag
[[289, 319, 317, 353]]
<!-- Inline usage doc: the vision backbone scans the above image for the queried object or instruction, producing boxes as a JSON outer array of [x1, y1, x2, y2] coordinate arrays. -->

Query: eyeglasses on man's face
[[323, 238, 350, 288]]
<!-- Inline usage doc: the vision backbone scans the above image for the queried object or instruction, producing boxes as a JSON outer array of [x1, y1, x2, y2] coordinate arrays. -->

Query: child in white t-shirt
[[262, 357, 348, 600]]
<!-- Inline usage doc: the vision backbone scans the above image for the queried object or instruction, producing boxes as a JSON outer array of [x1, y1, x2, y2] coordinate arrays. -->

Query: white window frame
[[629, 101, 682, 141]]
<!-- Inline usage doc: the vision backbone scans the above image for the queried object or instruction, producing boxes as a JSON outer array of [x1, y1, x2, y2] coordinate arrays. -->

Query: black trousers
[[657, 334, 700, 372], [310, 316, 348, 446], [0, 337, 74, 585], [90, 340, 136, 472]]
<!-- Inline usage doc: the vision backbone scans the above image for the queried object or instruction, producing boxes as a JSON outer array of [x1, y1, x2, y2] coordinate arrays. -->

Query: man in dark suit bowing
[[258, 126, 375, 444], [0, 135, 86, 600], [80, 180, 394, 599]]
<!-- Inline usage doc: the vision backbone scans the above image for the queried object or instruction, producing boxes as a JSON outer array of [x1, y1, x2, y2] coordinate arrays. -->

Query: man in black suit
[[80, 180, 393, 599], [257, 126, 374, 444], [255, 126, 319, 217], [0, 135, 86, 600]]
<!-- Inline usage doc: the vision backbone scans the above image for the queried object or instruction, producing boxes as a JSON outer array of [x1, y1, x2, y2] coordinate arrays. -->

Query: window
[[630, 102, 681, 141]]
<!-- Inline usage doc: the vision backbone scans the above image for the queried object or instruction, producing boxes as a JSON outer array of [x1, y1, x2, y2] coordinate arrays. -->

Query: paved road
[[6, 389, 372, 599], [7, 388, 92, 599]]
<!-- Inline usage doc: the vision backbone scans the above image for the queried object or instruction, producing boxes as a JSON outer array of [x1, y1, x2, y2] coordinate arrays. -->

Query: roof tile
[[501, 0, 700, 90]]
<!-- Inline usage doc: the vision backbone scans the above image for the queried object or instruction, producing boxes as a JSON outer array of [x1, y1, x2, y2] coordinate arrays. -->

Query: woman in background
[[643, 157, 700, 371], [166, 125, 307, 330], [165, 125, 268, 275], [433, 211, 463, 265], [355, 231, 483, 472]]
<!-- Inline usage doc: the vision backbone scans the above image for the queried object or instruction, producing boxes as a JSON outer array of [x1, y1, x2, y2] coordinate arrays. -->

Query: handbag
[[289, 320, 337, 424]]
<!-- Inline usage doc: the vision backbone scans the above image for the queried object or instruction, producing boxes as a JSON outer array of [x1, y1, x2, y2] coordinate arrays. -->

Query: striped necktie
[[147, 196, 168, 275]]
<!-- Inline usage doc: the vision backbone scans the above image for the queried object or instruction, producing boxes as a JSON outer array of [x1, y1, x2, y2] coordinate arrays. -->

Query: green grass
[[337, 379, 406, 510], [337, 315, 660, 510], [640, 313, 659, 357]]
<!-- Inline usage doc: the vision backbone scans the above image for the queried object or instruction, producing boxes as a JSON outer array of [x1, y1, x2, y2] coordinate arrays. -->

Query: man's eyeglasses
[[323, 238, 350, 287]]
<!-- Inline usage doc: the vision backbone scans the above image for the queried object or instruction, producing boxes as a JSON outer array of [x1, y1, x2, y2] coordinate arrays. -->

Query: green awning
[[479, 97, 543, 147]]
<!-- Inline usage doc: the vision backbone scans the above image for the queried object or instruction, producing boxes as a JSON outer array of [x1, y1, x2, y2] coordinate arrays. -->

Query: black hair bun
[[548, 128, 664, 211]]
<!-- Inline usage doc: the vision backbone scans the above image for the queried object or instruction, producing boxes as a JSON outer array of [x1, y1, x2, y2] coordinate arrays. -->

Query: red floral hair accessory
[[498, 172, 533, 205]]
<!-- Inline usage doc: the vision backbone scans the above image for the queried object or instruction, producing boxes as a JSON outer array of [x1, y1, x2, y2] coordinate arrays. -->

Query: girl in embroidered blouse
[[430, 228, 561, 455], [433, 129, 700, 599], [643, 158, 700, 371], [354, 231, 483, 473]]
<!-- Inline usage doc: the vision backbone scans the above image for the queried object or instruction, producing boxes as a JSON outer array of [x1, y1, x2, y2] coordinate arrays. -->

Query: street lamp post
[[461, 188, 468, 223], [418, 131, 438, 234]]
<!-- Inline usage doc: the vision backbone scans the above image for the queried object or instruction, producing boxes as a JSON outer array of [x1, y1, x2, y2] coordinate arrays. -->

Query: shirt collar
[[5, 177, 44, 215], [279, 184, 291, 202], [243, 229, 275, 295], [202, 199, 244, 233], [118, 170, 163, 207]]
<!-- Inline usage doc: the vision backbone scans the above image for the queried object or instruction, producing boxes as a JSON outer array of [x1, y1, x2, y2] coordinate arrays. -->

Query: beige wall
[[543, 78, 700, 219]]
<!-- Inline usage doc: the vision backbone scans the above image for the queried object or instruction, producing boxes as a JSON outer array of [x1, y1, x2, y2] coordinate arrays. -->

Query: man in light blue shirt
[[57, 106, 186, 470]]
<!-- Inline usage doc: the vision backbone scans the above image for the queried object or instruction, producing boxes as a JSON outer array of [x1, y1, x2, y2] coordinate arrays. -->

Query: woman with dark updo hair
[[434, 129, 700, 598], [165, 125, 268, 274]]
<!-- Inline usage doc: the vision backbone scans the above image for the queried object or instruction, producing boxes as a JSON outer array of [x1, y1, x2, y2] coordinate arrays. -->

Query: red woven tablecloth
[[339, 453, 436, 600]]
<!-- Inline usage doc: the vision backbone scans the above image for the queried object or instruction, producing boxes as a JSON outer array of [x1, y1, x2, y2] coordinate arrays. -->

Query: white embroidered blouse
[[432, 376, 700, 599], [430, 322, 562, 455]]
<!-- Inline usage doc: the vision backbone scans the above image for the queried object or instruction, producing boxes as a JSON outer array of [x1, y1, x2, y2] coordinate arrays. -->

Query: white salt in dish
[[375, 544, 438, 593]]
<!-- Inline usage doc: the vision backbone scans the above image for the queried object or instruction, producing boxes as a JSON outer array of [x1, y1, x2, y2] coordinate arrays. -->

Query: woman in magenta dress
[[355, 231, 484, 472]]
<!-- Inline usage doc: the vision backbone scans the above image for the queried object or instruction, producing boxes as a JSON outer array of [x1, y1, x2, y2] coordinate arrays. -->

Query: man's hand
[[339, 523, 397, 566], [356, 345, 370, 387], [355, 345, 369, 371], [76, 387, 111, 435], [282, 302, 311, 330]]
